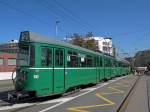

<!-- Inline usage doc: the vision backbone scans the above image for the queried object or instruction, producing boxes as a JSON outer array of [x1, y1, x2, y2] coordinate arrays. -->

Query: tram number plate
[[34, 75, 39, 79]]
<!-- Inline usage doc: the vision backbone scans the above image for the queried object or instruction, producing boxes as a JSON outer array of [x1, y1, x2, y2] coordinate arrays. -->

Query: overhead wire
[[0, 0, 50, 26], [52, 0, 96, 31], [109, 28, 150, 57], [36, 0, 92, 33]]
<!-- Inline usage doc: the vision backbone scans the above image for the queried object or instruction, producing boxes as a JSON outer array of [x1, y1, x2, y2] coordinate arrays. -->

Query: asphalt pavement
[[124, 74, 150, 112], [0, 80, 14, 92], [0, 74, 139, 112]]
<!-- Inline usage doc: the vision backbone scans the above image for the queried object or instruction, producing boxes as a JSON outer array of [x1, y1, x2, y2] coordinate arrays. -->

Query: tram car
[[8, 31, 131, 100]]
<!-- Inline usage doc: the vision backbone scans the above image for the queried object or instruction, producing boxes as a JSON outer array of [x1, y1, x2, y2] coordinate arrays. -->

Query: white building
[[92, 37, 113, 55]]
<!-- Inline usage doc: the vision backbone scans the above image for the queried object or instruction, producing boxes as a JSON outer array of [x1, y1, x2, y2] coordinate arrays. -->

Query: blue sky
[[0, 0, 150, 57]]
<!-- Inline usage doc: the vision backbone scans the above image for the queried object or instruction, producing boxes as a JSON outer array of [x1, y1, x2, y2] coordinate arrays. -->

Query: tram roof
[[116, 57, 130, 64], [20, 31, 122, 60], [20, 31, 104, 56]]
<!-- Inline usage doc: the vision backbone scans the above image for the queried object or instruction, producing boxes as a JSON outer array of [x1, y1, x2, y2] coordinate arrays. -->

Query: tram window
[[109, 60, 112, 67], [67, 51, 71, 67], [86, 55, 93, 67], [115, 61, 117, 67], [30, 46, 35, 66], [106, 59, 108, 67], [106, 60, 108, 67], [55, 49, 63, 67], [41, 48, 52, 66], [118, 63, 121, 67], [112, 61, 115, 67], [120, 63, 122, 67], [79, 54, 86, 67], [105, 58, 109, 67], [99, 57, 103, 67], [94, 57, 97, 67], [116, 62, 118, 67], [111, 61, 113, 67], [67, 51, 78, 67], [104, 58, 106, 67]]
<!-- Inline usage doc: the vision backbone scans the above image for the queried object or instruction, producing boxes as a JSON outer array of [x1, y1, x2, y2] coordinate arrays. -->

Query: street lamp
[[55, 21, 60, 37]]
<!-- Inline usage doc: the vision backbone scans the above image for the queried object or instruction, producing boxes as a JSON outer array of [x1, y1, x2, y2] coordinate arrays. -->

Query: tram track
[[0, 85, 92, 112], [117, 75, 140, 112], [146, 79, 150, 112], [0, 97, 54, 112]]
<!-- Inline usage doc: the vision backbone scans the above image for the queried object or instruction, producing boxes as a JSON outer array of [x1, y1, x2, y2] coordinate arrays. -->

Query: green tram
[[9, 31, 131, 100]]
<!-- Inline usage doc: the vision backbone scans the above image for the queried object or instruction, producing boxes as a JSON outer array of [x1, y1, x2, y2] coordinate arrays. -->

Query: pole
[[55, 21, 60, 37]]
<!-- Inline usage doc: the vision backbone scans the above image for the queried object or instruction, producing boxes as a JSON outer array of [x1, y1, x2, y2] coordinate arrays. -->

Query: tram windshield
[[17, 45, 29, 67]]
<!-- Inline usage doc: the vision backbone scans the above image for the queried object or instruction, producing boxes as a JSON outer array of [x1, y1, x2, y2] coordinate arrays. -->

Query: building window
[[0, 59, 3, 65], [103, 46, 108, 51], [103, 42, 109, 45], [41, 48, 52, 66], [8, 59, 16, 65], [55, 48, 63, 67]]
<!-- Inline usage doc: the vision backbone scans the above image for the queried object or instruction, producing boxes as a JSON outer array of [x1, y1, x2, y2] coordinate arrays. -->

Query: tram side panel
[[65, 50, 97, 90]]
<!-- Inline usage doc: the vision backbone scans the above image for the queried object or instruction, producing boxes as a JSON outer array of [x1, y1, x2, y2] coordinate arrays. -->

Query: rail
[[146, 79, 150, 112]]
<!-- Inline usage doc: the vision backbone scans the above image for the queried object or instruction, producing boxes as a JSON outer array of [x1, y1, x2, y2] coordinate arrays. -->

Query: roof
[[20, 31, 102, 56], [20, 31, 128, 62]]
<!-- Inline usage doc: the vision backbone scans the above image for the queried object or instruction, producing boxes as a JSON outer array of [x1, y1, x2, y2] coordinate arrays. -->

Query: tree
[[85, 38, 97, 51], [83, 32, 97, 50], [68, 32, 97, 51], [71, 33, 84, 47], [85, 32, 94, 38]]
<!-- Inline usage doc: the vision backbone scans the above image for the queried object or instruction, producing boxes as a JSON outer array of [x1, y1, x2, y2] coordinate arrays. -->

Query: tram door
[[99, 56, 104, 80], [53, 48, 65, 93], [96, 56, 99, 82]]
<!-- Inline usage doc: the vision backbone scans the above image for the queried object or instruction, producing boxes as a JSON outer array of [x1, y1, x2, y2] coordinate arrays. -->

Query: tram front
[[8, 31, 36, 100]]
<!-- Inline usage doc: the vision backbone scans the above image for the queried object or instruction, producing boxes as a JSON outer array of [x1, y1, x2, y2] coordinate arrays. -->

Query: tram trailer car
[[8, 31, 131, 100]]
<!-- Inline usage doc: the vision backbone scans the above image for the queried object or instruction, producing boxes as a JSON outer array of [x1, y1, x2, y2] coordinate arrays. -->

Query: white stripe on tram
[[28, 67, 97, 70]]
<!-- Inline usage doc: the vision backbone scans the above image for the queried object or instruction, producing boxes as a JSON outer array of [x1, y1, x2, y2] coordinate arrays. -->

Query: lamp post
[[55, 21, 60, 37]]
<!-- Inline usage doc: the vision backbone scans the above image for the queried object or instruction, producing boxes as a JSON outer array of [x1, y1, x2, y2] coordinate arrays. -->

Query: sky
[[0, 0, 150, 57]]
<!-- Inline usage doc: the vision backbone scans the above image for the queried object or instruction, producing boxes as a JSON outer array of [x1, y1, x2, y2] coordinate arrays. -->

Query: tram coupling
[[8, 91, 30, 102]]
